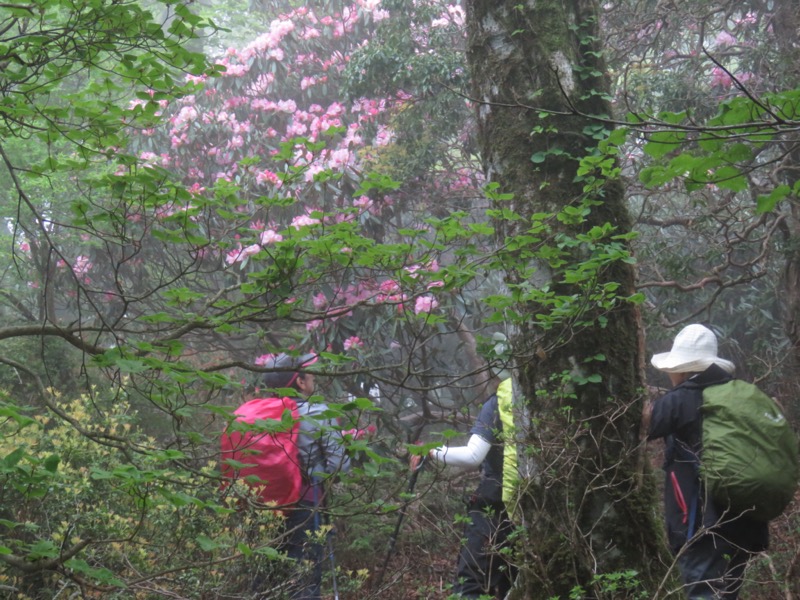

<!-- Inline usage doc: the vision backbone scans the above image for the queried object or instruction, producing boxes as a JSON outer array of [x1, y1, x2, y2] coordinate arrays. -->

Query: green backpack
[[702, 380, 799, 522]]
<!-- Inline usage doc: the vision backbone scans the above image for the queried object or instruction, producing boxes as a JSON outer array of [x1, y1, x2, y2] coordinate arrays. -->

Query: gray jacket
[[295, 398, 351, 493]]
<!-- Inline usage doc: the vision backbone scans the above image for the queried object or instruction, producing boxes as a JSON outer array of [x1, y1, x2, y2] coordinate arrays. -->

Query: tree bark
[[772, 0, 800, 395], [465, 1, 670, 597]]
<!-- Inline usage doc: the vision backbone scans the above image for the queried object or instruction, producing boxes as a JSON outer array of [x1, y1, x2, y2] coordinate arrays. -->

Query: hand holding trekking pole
[[409, 450, 430, 472]]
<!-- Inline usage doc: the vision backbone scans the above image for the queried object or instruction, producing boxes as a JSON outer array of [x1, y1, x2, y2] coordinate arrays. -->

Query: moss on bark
[[465, 0, 672, 597]]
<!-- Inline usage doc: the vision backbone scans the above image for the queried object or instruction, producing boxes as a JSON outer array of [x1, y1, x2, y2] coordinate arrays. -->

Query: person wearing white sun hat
[[650, 323, 735, 375], [646, 324, 768, 599]]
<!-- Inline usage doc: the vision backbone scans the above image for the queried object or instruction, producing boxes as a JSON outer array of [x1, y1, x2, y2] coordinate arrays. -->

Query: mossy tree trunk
[[773, 0, 800, 391], [465, 1, 671, 597]]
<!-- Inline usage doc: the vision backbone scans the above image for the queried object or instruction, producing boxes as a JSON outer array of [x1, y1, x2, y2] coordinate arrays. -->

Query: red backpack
[[220, 397, 303, 508]]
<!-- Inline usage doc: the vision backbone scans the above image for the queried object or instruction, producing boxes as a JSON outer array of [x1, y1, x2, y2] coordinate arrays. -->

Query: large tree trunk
[[465, 1, 670, 597], [773, 0, 800, 406]]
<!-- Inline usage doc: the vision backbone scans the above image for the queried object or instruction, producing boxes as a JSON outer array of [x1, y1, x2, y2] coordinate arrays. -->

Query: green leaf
[[3, 448, 26, 469], [713, 166, 748, 192], [756, 185, 791, 213], [0, 406, 36, 428], [639, 166, 675, 187], [196, 535, 223, 551], [65, 559, 126, 586], [43, 455, 60, 473], [643, 130, 686, 158], [255, 546, 282, 560], [26, 540, 58, 560]]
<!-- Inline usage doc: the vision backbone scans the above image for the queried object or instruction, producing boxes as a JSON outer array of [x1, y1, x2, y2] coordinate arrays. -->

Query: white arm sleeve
[[430, 434, 491, 468]]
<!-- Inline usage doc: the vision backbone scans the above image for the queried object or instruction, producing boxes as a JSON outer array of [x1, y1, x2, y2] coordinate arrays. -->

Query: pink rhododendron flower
[[222, 62, 249, 77], [72, 256, 92, 278], [715, 31, 737, 46], [304, 164, 325, 182], [353, 195, 372, 210], [291, 214, 321, 229], [327, 102, 345, 117], [733, 12, 757, 26], [379, 279, 400, 294], [19, 242, 30, 252], [301, 27, 321, 40], [711, 67, 733, 89], [277, 99, 297, 113], [139, 151, 161, 167], [405, 265, 422, 278], [256, 169, 280, 186], [374, 125, 394, 146], [342, 425, 376, 440], [173, 105, 198, 129], [260, 229, 283, 245], [186, 182, 206, 196], [414, 295, 439, 314], [343, 336, 363, 351], [242, 244, 261, 258], [306, 319, 323, 331], [185, 73, 207, 85], [312, 293, 328, 310], [170, 134, 188, 149], [328, 148, 353, 170], [286, 121, 309, 137], [225, 246, 243, 265], [254, 353, 274, 367]]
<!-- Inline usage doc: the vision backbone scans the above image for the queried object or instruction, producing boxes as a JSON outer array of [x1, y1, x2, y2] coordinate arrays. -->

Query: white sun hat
[[651, 324, 735, 374]]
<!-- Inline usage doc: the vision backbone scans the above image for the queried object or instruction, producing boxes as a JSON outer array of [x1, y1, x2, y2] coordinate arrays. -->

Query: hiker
[[411, 378, 516, 599], [646, 324, 769, 599], [225, 352, 351, 600]]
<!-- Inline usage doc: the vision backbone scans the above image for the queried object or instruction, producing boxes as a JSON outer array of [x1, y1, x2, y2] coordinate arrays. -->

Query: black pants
[[283, 501, 325, 600], [453, 499, 515, 599], [677, 532, 754, 600]]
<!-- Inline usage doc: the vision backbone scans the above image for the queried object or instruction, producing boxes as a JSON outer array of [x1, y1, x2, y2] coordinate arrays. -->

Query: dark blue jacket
[[470, 395, 504, 506], [648, 364, 769, 553]]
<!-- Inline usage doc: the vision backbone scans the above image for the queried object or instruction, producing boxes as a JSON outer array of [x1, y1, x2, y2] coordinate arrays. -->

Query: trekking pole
[[375, 455, 427, 589]]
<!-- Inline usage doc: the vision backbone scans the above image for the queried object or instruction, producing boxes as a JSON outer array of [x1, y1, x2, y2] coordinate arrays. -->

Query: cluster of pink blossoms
[[414, 295, 439, 314], [225, 227, 284, 266], [343, 336, 363, 350]]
